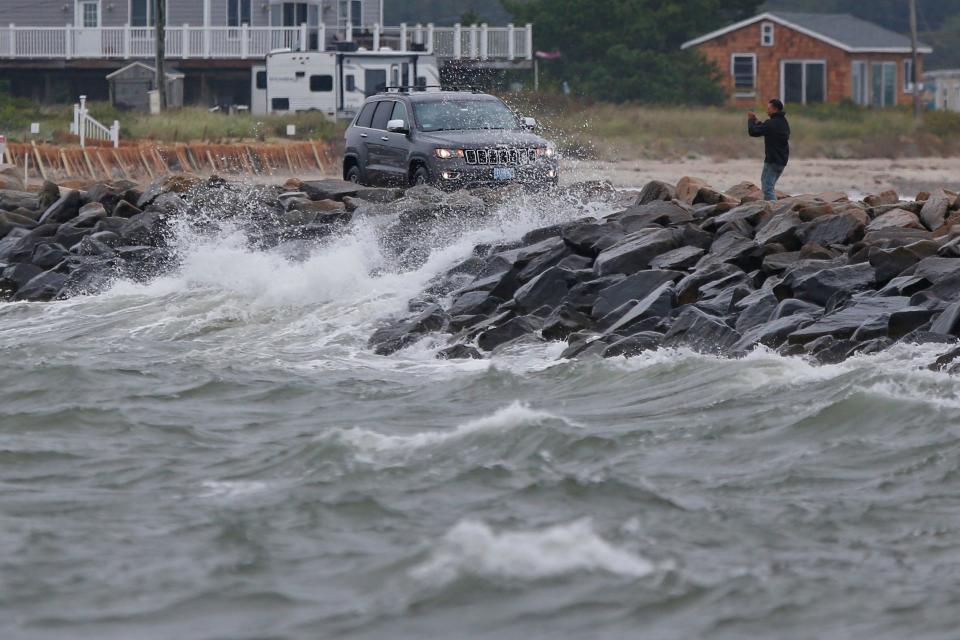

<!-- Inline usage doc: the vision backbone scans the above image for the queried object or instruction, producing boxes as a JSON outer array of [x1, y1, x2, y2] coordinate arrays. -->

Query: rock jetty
[[367, 176, 960, 371], [4, 164, 960, 371]]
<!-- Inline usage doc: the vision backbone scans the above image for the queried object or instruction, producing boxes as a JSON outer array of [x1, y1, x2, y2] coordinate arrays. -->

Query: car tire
[[346, 165, 363, 185], [411, 165, 431, 187]]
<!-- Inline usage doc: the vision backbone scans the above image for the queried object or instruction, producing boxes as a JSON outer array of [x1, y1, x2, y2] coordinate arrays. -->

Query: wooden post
[[154, 0, 167, 111], [909, 0, 922, 123], [31, 141, 47, 180]]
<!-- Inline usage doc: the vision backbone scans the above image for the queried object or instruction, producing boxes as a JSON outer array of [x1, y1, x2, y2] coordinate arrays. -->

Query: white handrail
[[0, 23, 530, 60], [71, 96, 119, 148]]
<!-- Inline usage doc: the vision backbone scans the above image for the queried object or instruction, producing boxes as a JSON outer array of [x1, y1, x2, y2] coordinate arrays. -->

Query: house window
[[904, 59, 915, 92], [78, 1, 100, 28], [130, 0, 154, 26], [871, 61, 897, 107], [783, 60, 826, 104], [228, 0, 252, 27], [852, 61, 868, 105], [732, 54, 756, 96], [761, 22, 774, 46], [310, 75, 333, 92]]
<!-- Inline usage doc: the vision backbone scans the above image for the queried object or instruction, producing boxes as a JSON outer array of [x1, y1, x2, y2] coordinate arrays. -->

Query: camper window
[[272, 98, 290, 111], [371, 102, 395, 130], [356, 102, 376, 128], [346, 75, 356, 92], [256, 71, 267, 90], [310, 75, 333, 92]]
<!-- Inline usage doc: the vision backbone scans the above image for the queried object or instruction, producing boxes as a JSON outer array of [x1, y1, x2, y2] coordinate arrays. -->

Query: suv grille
[[464, 147, 538, 166]]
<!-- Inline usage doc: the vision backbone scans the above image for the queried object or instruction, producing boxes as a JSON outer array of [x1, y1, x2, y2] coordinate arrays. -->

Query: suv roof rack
[[377, 85, 484, 94]]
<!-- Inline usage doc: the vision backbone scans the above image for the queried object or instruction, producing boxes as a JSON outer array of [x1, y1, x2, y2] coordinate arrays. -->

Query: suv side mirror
[[387, 119, 409, 133], [523, 116, 537, 129]]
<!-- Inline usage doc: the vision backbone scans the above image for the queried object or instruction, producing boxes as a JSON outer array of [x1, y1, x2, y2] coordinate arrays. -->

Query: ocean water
[[3, 186, 960, 640]]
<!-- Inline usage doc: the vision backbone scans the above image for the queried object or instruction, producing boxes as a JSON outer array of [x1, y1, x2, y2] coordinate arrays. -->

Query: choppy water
[[3, 186, 960, 640]]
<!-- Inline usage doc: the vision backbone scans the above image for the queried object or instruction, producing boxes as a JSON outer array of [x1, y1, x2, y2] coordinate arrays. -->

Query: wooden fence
[[1, 140, 338, 184]]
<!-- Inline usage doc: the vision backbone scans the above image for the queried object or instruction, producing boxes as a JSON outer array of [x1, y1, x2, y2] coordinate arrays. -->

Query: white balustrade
[[0, 24, 529, 61]]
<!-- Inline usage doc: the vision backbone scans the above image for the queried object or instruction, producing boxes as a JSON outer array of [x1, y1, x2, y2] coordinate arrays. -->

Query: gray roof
[[682, 11, 932, 53], [769, 12, 930, 51]]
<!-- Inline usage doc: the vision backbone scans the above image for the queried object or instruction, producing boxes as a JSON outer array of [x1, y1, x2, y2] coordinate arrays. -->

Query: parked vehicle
[[342, 89, 559, 189], [258, 49, 440, 119]]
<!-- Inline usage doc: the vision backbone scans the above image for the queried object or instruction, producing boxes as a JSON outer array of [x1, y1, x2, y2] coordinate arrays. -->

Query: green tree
[[460, 9, 483, 25], [504, 0, 763, 104]]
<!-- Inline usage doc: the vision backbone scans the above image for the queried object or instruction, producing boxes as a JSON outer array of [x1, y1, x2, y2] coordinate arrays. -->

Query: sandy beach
[[563, 156, 960, 197]]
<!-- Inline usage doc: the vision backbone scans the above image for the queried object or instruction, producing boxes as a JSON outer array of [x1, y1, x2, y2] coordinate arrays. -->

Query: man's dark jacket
[[748, 111, 790, 167]]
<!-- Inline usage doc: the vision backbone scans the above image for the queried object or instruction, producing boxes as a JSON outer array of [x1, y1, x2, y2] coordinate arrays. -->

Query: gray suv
[[342, 89, 559, 189]]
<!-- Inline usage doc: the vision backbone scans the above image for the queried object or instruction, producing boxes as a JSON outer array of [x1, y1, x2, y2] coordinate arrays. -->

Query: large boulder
[[477, 315, 539, 351], [300, 179, 361, 202], [12, 270, 67, 302], [676, 176, 710, 204], [591, 269, 683, 319], [513, 266, 581, 313], [867, 208, 924, 232], [600, 282, 675, 336], [801, 212, 865, 247], [38, 189, 81, 225], [593, 228, 684, 276], [661, 307, 741, 355], [920, 189, 951, 231], [787, 295, 911, 344], [119, 211, 166, 246], [755, 210, 804, 247], [635, 180, 677, 205], [368, 305, 449, 355], [777, 262, 875, 305]]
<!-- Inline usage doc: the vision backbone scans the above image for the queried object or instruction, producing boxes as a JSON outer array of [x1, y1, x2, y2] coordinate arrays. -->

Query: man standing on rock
[[748, 99, 790, 201]]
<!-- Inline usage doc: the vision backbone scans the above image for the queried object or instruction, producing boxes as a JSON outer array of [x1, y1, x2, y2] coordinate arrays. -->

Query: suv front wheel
[[346, 165, 362, 184], [411, 165, 430, 187]]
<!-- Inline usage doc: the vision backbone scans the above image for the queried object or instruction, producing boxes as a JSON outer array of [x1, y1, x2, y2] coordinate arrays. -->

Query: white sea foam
[[333, 401, 568, 452], [410, 518, 654, 584], [197, 480, 268, 498]]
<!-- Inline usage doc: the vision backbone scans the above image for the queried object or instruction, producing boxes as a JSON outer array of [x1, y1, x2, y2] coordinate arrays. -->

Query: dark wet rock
[[676, 263, 744, 305], [931, 301, 960, 336], [12, 270, 67, 301], [31, 243, 67, 269], [888, 307, 937, 339], [697, 282, 752, 316], [477, 316, 539, 351], [85, 183, 122, 212], [733, 291, 779, 332], [113, 199, 142, 219], [513, 267, 581, 313], [920, 190, 950, 231], [591, 270, 683, 319], [649, 246, 704, 271], [755, 210, 804, 247], [301, 179, 361, 202], [801, 213, 865, 247], [0, 189, 40, 212], [868, 246, 922, 283], [876, 275, 930, 297], [593, 228, 684, 276], [541, 304, 594, 341], [615, 201, 694, 231], [602, 332, 664, 358], [119, 211, 166, 247], [562, 219, 626, 257], [0, 211, 38, 238], [52, 223, 95, 251], [520, 224, 564, 245], [927, 346, 960, 372], [911, 257, 960, 284], [787, 295, 911, 344], [459, 267, 523, 301], [867, 208, 923, 232], [94, 217, 130, 236], [436, 344, 483, 360], [74, 202, 108, 227], [778, 263, 875, 305], [518, 241, 575, 281], [600, 282, 675, 336], [732, 313, 816, 354], [695, 232, 761, 271], [0, 263, 44, 295], [564, 275, 625, 311], [806, 336, 858, 364], [449, 291, 503, 317], [72, 235, 116, 257], [636, 180, 677, 205], [369, 305, 449, 355], [38, 189, 81, 225], [661, 307, 741, 355]]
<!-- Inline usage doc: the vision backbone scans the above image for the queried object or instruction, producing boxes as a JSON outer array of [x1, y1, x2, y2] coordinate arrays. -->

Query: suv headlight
[[434, 148, 464, 159], [535, 146, 556, 158]]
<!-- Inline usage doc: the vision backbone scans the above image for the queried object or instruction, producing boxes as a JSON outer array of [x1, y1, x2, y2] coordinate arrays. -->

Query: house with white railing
[[0, 0, 533, 107]]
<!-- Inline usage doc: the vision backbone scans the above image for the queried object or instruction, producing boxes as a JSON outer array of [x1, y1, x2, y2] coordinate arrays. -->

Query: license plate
[[493, 167, 515, 180]]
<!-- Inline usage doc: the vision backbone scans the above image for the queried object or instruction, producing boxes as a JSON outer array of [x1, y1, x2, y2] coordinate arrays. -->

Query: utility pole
[[153, 0, 167, 111], [909, 0, 922, 122]]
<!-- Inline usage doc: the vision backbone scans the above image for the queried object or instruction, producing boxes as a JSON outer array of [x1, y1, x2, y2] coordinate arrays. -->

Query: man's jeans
[[761, 163, 785, 201]]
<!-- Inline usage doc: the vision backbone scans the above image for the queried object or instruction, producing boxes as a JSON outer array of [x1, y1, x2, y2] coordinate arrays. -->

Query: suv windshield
[[413, 99, 519, 132]]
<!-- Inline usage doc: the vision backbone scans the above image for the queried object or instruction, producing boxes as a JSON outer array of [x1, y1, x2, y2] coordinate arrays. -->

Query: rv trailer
[[259, 49, 441, 119]]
